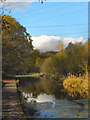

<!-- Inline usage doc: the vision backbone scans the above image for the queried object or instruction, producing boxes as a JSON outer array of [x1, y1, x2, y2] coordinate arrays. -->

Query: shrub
[[63, 74, 88, 99]]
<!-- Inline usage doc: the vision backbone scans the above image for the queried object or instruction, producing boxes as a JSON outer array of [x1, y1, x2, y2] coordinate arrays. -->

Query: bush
[[63, 74, 88, 99], [40, 57, 54, 75], [40, 52, 68, 77]]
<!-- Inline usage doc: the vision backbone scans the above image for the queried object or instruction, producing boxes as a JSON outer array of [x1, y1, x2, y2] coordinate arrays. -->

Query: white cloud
[[63, 36, 85, 48], [0, 1, 33, 12], [31, 35, 61, 52], [31, 35, 85, 52]]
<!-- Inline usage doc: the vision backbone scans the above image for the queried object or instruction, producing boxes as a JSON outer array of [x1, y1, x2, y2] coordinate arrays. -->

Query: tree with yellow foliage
[[56, 40, 63, 53], [2, 15, 33, 75]]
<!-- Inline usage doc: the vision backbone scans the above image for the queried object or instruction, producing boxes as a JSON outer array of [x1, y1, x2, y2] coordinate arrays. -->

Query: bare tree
[[0, 0, 7, 15]]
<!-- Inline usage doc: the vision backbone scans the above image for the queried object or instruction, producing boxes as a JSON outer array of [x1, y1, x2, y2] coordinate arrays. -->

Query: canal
[[18, 77, 88, 118]]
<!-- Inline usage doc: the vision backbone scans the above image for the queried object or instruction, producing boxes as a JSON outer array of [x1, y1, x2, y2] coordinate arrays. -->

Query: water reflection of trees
[[19, 77, 65, 99]]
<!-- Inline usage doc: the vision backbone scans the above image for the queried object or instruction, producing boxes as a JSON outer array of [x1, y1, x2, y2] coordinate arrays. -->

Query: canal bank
[[2, 79, 26, 120]]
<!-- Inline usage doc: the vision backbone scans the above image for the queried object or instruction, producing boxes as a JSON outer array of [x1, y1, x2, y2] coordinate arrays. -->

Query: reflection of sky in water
[[36, 93, 55, 103], [22, 92, 88, 118], [22, 92, 55, 103]]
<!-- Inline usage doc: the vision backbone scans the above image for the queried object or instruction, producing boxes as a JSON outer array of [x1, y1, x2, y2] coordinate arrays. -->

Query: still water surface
[[19, 77, 88, 118]]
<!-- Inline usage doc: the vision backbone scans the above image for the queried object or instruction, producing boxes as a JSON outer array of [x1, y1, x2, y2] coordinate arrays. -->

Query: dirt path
[[2, 80, 26, 120]]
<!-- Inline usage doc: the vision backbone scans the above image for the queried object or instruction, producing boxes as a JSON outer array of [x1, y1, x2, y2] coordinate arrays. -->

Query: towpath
[[2, 79, 26, 120]]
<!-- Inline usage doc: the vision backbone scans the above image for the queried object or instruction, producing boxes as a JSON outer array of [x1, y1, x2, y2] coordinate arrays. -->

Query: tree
[[40, 41, 88, 77], [2, 15, 33, 75], [65, 42, 88, 75], [56, 40, 63, 53], [83, 41, 88, 78]]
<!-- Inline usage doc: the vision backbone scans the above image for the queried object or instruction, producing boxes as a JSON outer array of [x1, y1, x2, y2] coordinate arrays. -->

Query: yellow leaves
[[56, 40, 64, 52], [2, 15, 19, 33], [57, 51, 64, 56], [2, 15, 7, 19], [63, 74, 88, 99], [84, 41, 88, 50], [13, 20, 16, 25], [2, 15, 33, 75]]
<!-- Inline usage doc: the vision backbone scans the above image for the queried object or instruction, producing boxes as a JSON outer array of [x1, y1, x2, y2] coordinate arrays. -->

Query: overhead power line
[[30, 31, 88, 38], [26, 23, 87, 28], [49, 31, 88, 36], [30, 7, 87, 24], [20, 2, 84, 20]]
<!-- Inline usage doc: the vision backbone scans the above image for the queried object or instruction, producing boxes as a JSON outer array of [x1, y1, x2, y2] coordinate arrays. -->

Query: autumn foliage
[[63, 74, 88, 99]]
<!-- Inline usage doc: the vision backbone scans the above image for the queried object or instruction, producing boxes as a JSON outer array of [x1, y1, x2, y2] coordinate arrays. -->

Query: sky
[[4, 2, 88, 52]]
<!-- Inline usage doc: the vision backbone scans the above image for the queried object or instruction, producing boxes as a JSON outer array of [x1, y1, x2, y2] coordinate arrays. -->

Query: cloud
[[31, 35, 61, 52], [31, 35, 85, 52], [63, 36, 85, 48], [0, 0, 33, 12]]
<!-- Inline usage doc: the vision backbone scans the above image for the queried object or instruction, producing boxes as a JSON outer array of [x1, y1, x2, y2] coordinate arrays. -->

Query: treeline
[[29, 41, 88, 79], [40, 42, 88, 77]]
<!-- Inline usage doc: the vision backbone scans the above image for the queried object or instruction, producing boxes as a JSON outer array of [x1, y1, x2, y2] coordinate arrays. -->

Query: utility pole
[[39, 0, 47, 4]]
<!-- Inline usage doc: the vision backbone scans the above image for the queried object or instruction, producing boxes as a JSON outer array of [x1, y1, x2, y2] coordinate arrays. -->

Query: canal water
[[19, 77, 88, 118]]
